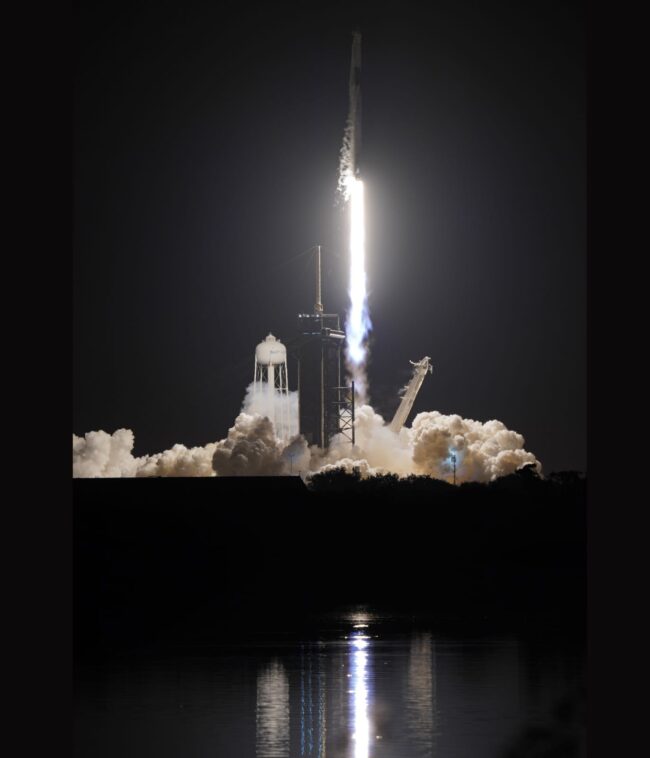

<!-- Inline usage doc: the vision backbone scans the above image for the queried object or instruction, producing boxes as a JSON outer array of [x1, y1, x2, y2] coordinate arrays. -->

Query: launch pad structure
[[287, 36, 359, 450], [289, 246, 355, 449], [255, 237, 430, 447], [264, 35, 427, 449]]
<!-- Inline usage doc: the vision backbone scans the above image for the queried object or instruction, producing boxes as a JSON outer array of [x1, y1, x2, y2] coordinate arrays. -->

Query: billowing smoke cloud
[[73, 402, 540, 482], [315, 405, 541, 484], [72, 429, 218, 478], [409, 411, 540, 482], [241, 382, 299, 442], [73, 385, 309, 479], [136, 443, 217, 478], [323, 404, 412, 475], [74, 377, 540, 482], [73, 429, 140, 478], [212, 413, 309, 476]]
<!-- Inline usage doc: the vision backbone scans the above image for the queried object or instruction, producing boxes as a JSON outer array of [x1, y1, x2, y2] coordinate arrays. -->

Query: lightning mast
[[389, 357, 433, 433]]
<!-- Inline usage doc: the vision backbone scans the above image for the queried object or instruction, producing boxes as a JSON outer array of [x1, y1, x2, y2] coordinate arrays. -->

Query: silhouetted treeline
[[308, 463, 585, 502], [74, 470, 585, 653]]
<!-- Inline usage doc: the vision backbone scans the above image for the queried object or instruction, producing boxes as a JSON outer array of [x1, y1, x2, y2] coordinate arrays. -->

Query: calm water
[[75, 610, 585, 758]]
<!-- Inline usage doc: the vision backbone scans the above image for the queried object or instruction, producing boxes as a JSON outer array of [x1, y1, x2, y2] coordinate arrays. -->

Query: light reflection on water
[[256, 660, 289, 758], [76, 613, 584, 758], [406, 634, 436, 757], [350, 635, 370, 758], [298, 644, 326, 758], [255, 624, 439, 758]]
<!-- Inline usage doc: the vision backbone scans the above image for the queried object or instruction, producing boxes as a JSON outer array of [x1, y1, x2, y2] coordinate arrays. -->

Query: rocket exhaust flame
[[345, 176, 371, 401], [340, 32, 371, 402]]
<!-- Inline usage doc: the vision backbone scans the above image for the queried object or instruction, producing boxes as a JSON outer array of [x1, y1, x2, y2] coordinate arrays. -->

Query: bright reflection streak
[[406, 633, 436, 756], [350, 633, 370, 758], [256, 660, 290, 758], [345, 176, 371, 401]]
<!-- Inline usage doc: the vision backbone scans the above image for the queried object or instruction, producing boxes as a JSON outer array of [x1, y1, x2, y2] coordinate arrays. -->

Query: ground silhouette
[[74, 469, 585, 653]]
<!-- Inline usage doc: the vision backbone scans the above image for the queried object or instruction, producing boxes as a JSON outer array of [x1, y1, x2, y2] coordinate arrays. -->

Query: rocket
[[348, 31, 362, 176]]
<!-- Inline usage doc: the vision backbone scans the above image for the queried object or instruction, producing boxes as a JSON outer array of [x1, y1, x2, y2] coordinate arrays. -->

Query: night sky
[[74, 0, 586, 473]]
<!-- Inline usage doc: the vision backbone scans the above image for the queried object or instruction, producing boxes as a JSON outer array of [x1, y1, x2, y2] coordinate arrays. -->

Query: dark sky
[[74, 0, 586, 473]]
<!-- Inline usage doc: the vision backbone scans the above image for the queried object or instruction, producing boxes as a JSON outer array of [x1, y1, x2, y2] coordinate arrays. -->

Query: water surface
[[75, 610, 584, 758]]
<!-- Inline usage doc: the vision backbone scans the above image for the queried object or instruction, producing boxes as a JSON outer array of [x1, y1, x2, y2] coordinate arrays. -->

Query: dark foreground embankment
[[74, 471, 586, 653]]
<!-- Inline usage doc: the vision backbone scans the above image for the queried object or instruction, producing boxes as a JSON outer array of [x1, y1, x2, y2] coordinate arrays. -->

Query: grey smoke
[[338, 31, 362, 199]]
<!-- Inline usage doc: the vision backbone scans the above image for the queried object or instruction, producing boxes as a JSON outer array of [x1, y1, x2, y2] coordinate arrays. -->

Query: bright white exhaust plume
[[343, 174, 371, 402], [339, 31, 371, 403]]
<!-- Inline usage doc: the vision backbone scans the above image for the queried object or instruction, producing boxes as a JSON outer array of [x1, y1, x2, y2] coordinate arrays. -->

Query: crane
[[389, 357, 433, 433]]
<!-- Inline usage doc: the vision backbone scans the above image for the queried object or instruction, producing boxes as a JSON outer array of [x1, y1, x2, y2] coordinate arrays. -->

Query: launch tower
[[293, 246, 354, 448]]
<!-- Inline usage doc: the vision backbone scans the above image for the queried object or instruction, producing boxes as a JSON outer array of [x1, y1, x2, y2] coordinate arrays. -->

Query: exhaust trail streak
[[345, 177, 370, 400], [339, 32, 371, 403]]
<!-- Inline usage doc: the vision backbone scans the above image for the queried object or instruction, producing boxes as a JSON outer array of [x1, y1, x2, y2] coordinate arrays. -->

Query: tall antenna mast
[[315, 245, 323, 314]]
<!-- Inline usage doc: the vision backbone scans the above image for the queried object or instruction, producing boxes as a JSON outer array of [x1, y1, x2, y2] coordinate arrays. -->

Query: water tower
[[253, 333, 291, 441]]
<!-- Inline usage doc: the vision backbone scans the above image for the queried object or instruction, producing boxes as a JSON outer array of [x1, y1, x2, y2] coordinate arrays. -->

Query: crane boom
[[389, 357, 433, 433]]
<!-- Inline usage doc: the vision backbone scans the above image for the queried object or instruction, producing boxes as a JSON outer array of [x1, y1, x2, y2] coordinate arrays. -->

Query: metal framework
[[294, 312, 345, 448], [290, 245, 355, 449], [333, 380, 355, 445], [389, 356, 433, 433]]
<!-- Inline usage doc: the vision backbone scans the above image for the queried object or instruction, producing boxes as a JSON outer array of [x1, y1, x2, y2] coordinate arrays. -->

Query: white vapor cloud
[[73, 403, 540, 482], [313, 405, 541, 484], [212, 413, 298, 476], [136, 443, 217, 478], [72, 429, 218, 478], [240, 382, 299, 442], [72, 429, 140, 478]]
